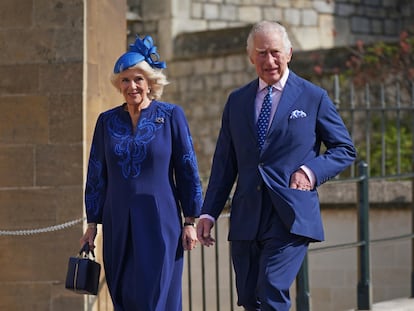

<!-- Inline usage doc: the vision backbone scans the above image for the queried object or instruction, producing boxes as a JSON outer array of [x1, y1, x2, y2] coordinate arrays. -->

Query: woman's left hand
[[182, 225, 198, 251]]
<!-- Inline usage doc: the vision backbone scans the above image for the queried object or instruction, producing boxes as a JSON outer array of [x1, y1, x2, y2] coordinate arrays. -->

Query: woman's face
[[119, 68, 151, 106]]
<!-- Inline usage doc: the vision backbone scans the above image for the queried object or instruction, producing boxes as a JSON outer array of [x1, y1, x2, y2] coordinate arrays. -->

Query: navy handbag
[[65, 243, 101, 295]]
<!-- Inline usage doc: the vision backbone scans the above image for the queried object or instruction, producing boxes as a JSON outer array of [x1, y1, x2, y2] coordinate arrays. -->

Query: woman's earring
[[147, 89, 151, 94]]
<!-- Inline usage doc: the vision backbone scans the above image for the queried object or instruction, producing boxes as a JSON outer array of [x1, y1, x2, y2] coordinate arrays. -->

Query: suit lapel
[[269, 72, 303, 133], [240, 79, 260, 144], [238, 74, 304, 152]]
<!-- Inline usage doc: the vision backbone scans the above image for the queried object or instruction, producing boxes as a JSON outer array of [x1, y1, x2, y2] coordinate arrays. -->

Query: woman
[[80, 35, 203, 311]]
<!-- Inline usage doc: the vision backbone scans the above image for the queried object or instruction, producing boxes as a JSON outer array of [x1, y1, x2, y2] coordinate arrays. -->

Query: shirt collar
[[258, 68, 290, 93]]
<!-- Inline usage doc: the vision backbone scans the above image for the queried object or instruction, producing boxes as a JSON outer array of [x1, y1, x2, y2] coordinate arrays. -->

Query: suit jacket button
[[257, 185, 261, 191]]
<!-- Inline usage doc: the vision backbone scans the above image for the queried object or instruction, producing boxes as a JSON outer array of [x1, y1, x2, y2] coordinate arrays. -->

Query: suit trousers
[[231, 188, 309, 311]]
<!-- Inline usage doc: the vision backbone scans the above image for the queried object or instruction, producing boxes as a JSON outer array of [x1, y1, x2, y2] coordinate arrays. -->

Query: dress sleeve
[[84, 114, 108, 223], [170, 106, 203, 218]]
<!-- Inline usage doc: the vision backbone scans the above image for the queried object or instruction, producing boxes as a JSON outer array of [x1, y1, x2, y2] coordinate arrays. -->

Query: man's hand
[[196, 218, 216, 247], [289, 169, 312, 191]]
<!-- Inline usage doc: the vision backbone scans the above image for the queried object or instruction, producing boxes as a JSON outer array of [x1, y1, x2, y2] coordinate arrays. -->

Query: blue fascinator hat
[[113, 35, 166, 73]]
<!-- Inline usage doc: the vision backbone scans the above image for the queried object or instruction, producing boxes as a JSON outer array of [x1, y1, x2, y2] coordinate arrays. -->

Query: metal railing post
[[357, 161, 372, 310], [200, 245, 207, 311], [186, 251, 193, 311], [214, 224, 221, 311], [411, 169, 414, 298], [411, 81, 414, 298], [296, 253, 310, 311]]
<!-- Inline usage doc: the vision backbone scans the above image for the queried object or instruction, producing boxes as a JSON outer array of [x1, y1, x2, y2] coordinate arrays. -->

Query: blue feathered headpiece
[[113, 35, 166, 73]]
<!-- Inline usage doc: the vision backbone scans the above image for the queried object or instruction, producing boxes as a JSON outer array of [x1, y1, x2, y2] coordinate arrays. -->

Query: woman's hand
[[80, 224, 97, 250], [182, 225, 198, 251]]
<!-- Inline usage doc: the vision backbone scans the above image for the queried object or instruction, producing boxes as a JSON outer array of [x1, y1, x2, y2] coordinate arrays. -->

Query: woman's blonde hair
[[110, 61, 169, 100]]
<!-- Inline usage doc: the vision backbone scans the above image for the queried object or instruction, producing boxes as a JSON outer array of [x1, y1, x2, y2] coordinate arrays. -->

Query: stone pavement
[[347, 297, 414, 310]]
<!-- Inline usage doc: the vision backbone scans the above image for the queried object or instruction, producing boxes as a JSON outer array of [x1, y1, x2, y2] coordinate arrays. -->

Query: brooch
[[155, 117, 165, 124]]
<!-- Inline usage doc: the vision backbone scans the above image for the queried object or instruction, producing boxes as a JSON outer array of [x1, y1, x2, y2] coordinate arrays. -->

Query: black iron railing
[[296, 162, 414, 311]]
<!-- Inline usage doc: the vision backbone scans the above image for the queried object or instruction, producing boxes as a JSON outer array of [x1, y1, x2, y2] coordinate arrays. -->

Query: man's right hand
[[196, 218, 216, 247]]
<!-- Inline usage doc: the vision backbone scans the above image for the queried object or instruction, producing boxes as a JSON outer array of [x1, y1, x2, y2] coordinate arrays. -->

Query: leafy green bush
[[344, 31, 414, 89], [357, 121, 413, 176]]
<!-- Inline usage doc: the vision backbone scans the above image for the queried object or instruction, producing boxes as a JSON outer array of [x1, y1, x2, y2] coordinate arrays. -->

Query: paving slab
[[346, 298, 414, 310]]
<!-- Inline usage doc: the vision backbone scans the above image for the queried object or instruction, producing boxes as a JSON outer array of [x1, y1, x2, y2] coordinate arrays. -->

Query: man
[[197, 21, 356, 311]]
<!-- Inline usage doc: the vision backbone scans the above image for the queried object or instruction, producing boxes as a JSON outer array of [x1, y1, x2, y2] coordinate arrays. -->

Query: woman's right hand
[[80, 225, 97, 250]]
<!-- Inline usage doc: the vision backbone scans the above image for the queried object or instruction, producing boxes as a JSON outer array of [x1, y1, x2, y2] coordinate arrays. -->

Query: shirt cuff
[[199, 214, 215, 223], [300, 165, 316, 188]]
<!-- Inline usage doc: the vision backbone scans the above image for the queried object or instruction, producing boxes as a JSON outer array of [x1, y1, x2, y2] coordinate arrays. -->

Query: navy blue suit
[[202, 71, 356, 310]]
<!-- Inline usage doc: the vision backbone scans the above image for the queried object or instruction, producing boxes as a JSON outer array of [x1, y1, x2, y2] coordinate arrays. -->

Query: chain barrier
[[0, 217, 85, 236]]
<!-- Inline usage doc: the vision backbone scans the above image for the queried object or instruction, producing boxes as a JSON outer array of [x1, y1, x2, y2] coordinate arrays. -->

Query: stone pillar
[[0, 0, 125, 310]]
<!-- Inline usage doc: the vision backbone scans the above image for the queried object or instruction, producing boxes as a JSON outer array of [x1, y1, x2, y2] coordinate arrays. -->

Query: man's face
[[249, 31, 292, 85]]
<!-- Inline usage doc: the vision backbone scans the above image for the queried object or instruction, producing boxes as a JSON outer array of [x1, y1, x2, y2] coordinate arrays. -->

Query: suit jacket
[[202, 71, 356, 242]]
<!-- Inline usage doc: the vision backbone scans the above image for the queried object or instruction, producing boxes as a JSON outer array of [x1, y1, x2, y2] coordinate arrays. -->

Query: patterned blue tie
[[257, 85, 272, 150]]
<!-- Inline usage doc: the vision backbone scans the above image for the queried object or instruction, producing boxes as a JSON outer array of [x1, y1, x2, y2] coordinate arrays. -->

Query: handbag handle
[[79, 242, 96, 258]]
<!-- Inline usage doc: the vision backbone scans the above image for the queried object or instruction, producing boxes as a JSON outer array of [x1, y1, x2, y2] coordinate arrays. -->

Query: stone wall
[[0, 0, 125, 310], [128, 0, 414, 59], [0, 1, 84, 310]]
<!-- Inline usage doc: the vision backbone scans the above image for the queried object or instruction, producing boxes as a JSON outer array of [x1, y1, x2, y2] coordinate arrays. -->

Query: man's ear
[[249, 55, 255, 65], [287, 48, 293, 62]]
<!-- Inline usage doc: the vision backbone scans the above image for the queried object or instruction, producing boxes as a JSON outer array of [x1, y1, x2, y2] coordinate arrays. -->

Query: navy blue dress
[[85, 101, 203, 311]]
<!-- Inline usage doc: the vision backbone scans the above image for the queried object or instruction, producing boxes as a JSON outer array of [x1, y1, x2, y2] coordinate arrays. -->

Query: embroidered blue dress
[[85, 101, 203, 311]]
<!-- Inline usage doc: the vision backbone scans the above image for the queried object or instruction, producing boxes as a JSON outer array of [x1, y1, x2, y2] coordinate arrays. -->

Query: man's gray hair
[[246, 21, 292, 56]]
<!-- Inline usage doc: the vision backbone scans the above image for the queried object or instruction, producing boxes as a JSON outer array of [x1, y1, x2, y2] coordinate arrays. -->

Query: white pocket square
[[289, 110, 307, 119]]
